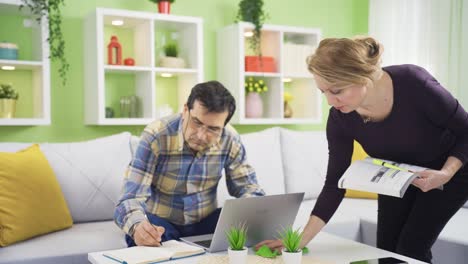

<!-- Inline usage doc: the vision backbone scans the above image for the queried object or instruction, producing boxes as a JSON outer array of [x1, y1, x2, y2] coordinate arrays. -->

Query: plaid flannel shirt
[[114, 114, 264, 235]]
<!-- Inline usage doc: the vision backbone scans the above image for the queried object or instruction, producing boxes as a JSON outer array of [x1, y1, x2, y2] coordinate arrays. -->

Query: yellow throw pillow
[[0, 144, 72, 246], [344, 141, 378, 199]]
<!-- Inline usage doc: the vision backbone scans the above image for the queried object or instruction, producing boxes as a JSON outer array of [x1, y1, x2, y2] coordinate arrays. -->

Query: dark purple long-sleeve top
[[312, 64, 468, 223]]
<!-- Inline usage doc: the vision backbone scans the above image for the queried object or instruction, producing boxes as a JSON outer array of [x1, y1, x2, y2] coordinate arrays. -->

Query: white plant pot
[[159, 56, 186, 68], [282, 249, 302, 264], [228, 247, 248, 264]]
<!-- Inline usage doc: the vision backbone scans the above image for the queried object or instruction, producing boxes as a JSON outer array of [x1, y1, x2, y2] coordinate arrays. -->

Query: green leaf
[[225, 222, 248, 250], [255, 245, 280, 258]]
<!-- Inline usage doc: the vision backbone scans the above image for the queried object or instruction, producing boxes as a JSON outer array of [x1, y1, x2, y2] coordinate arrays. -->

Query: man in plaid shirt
[[114, 81, 265, 247]]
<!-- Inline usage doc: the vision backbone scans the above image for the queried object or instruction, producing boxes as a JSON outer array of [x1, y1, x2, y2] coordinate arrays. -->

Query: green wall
[[0, 0, 369, 142]]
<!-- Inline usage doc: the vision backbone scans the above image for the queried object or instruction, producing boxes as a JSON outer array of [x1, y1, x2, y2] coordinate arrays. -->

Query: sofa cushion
[[0, 143, 31, 152], [40, 132, 132, 223], [0, 221, 126, 264], [217, 127, 285, 206], [280, 128, 328, 200], [0, 145, 72, 246], [130, 135, 140, 157]]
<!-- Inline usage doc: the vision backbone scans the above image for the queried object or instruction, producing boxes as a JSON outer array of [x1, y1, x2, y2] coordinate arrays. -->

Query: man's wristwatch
[[128, 222, 139, 239]]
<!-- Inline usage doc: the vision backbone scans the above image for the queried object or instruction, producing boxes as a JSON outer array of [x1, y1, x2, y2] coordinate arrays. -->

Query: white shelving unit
[[0, 0, 50, 126], [217, 22, 322, 124], [84, 8, 203, 125]]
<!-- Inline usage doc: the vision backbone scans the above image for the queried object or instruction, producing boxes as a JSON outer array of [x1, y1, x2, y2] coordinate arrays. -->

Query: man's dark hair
[[186, 81, 236, 125]]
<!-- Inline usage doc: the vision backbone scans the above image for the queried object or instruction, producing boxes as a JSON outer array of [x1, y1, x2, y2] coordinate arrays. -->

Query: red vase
[[107, 36, 122, 65], [158, 1, 171, 14]]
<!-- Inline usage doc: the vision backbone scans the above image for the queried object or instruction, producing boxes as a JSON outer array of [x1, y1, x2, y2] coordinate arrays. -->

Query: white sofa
[[0, 128, 467, 264]]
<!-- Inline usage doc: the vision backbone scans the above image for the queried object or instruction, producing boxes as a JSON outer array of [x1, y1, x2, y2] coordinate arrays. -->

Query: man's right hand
[[133, 220, 165, 246]]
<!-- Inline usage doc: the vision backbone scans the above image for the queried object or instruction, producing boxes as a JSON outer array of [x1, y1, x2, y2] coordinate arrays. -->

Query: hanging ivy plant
[[235, 0, 268, 56], [21, 0, 69, 86]]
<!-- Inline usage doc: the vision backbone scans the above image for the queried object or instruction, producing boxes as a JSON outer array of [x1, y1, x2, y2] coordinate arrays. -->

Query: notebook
[[102, 240, 205, 264]]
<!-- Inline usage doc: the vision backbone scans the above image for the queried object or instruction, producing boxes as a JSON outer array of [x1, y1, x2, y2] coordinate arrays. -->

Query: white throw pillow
[[40, 132, 132, 223], [130, 135, 140, 157], [0, 143, 32, 152], [217, 127, 285, 207], [280, 128, 328, 200], [464, 201, 468, 208]]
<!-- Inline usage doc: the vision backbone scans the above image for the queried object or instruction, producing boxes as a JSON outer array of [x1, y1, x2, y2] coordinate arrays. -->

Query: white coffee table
[[88, 232, 427, 264]]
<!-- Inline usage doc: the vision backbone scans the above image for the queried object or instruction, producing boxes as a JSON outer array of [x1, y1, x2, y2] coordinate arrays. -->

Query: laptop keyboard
[[194, 239, 212, 248]]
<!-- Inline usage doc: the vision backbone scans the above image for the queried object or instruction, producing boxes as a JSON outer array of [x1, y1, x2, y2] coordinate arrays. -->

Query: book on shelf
[[338, 157, 442, 198], [102, 240, 205, 264]]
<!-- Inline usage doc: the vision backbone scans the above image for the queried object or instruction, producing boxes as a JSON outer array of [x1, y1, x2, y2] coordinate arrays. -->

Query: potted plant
[[158, 43, 186, 68], [236, 0, 268, 56], [244, 77, 268, 118], [148, 0, 175, 14], [20, 0, 69, 86], [0, 84, 19, 118], [279, 226, 303, 264], [226, 222, 248, 264]]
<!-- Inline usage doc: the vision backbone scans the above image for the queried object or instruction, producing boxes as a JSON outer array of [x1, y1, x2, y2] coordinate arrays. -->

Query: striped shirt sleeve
[[224, 136, 265, 198], [114, 130, 159, 235]]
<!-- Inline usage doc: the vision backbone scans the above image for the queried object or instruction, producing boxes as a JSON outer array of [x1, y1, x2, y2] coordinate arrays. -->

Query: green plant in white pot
[[158, 42, 186, 68], [279, 226, 303, 264], [0, 83, 19, 118], [226, 222, 248, 264]]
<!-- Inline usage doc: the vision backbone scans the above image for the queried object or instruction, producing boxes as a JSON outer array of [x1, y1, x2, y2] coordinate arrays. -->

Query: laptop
[[180, 192, 304, 253]]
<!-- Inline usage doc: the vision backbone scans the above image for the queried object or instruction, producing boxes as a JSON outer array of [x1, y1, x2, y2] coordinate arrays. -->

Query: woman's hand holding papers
[[134, 220, 165, 246], [412, 156, 462, 192], [412, 169, 450, 192]]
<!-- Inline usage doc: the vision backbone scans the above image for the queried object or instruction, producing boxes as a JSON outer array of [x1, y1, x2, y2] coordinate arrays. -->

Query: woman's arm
[[299, 215, 326, 248]]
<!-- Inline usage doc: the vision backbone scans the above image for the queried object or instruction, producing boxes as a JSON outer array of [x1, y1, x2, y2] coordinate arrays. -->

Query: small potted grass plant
[[279, 226, 303, 264], [226, 222, 248, 264], [159, 42, 186, 68], [0, 83, 19, 118]]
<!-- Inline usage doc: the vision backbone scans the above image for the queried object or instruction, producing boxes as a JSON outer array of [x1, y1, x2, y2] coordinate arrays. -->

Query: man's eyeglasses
[[188, 112, 223, 138]]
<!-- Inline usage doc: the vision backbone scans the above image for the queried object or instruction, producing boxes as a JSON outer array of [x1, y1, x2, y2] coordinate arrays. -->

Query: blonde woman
[[256, 37, 468, 263]]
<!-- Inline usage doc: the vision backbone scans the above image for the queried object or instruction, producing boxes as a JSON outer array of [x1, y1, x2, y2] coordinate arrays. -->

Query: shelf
[[0, 118, 49, 126], [245, 72, 281, 78], [0, 0, 50, 126], [217, 23, 321, 124], [104, 65, 152, 73], [0, 59, 43, 69], [154, 67, 197, 75], [84, 8, 203, 125]]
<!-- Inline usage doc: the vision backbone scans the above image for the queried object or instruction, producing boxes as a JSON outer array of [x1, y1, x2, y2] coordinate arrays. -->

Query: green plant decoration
[[255, 244, 280, 258], [20, 0, 69, 86], [236, 0, 268, 56], [245, 77, 268, 94], [226, 222, 248, 250], [0, 84, 19, 100], [163, 43, 178, 57], [279, 226, 303, 253], [148, 0, 175, 3]]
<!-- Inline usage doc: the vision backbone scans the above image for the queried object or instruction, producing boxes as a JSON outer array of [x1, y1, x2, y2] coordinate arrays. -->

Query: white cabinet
[[84, 8, 203, 125], [217, 22, 322, 124], [0, 0, 50, 125]]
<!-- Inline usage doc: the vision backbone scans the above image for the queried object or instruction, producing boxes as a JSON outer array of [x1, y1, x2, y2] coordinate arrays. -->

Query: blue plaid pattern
[[114, 114, 264, 234]]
